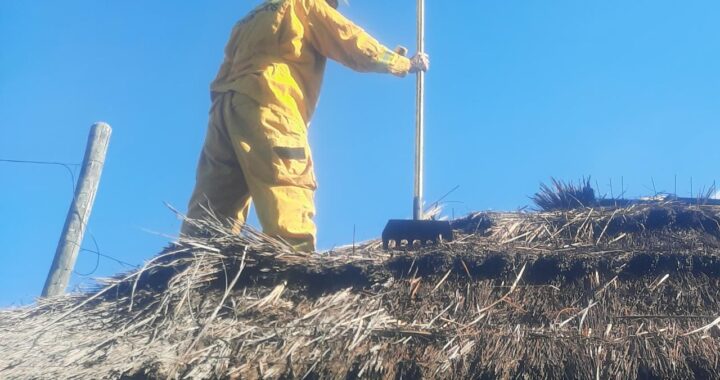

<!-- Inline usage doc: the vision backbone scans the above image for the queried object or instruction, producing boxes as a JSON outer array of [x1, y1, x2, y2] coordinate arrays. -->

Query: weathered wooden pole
[[42, 122, 112, 297]]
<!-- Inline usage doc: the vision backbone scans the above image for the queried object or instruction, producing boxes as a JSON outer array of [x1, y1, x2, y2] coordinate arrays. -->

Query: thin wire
[[0, 158, 80, 167], [427, 185, 461, 213], [80, 248, 139, 269], [0, 158, 79, 196], [0, 158, 136, 275], [74, 233, 102, 277]]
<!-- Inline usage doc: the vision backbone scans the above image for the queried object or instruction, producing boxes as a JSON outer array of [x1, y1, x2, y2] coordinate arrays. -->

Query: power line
[[0, 158, 80, 167], [74, 233, 102, 277], [1, 157, 136, 275], [81, 248, 139, 269], [0, 158, 79, 196], [77, 230, 139, 274]]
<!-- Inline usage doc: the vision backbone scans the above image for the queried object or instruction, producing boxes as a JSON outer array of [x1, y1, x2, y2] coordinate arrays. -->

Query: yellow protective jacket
[[210, 0, 412, 126]]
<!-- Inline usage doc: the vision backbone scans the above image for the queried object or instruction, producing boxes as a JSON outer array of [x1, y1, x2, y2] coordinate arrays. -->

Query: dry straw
[[2, 201, 720, 379]]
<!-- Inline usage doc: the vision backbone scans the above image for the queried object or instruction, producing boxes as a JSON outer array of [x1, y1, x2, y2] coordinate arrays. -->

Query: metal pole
[[42, 122, 112, 297], [413, 0, 425, 221]]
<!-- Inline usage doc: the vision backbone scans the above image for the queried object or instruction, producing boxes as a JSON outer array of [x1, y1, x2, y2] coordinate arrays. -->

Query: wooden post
[[42, 122, 112, 297]]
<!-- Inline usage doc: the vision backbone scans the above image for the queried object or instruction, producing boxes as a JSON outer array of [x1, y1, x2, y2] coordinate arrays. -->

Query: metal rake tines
[[381, 219, 454, 250]]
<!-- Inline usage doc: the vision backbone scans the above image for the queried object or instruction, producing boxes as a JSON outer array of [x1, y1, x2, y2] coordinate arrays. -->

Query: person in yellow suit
[[183, 0, 430, 251]]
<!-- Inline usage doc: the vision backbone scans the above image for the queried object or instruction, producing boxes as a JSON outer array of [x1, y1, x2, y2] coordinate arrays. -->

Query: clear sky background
[[1, 0, 719, 306]]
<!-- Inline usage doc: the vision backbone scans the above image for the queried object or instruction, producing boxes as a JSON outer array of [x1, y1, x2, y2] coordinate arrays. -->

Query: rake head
[[382, 219, 454, 250]]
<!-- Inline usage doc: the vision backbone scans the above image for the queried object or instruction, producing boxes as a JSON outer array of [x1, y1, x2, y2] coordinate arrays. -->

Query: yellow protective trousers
[[183, 92, 317, 251]]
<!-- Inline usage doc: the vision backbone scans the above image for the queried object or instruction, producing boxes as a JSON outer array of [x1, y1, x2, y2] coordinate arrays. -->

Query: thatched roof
[[3, 202, 720, 379]]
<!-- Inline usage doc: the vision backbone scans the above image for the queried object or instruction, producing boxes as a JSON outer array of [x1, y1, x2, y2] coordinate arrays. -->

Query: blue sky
[[1, 0, 719, 306]]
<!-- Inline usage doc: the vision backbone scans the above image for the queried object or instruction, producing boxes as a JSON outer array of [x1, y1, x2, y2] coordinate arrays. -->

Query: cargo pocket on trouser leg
[[225, 98, 317, 251], [261, 137, 317, 251]]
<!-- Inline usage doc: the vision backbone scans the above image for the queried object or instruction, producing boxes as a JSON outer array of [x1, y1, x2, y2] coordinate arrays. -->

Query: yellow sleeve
[[301, 0, 411, 77]]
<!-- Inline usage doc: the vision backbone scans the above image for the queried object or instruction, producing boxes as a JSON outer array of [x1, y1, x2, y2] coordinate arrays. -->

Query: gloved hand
[[409, 52, 430, 73]]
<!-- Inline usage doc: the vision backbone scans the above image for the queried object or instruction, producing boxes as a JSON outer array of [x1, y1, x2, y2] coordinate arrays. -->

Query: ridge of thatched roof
[[3, 202, 720, 379]]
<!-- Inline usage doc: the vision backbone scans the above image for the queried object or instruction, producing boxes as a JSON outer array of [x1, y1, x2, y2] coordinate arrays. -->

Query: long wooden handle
[[42, 122, 112, 297], [413, 0, 425, 221]]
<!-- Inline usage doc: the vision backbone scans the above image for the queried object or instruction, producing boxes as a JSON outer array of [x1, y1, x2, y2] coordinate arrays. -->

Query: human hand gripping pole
[[409, 52, 430, 73]]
